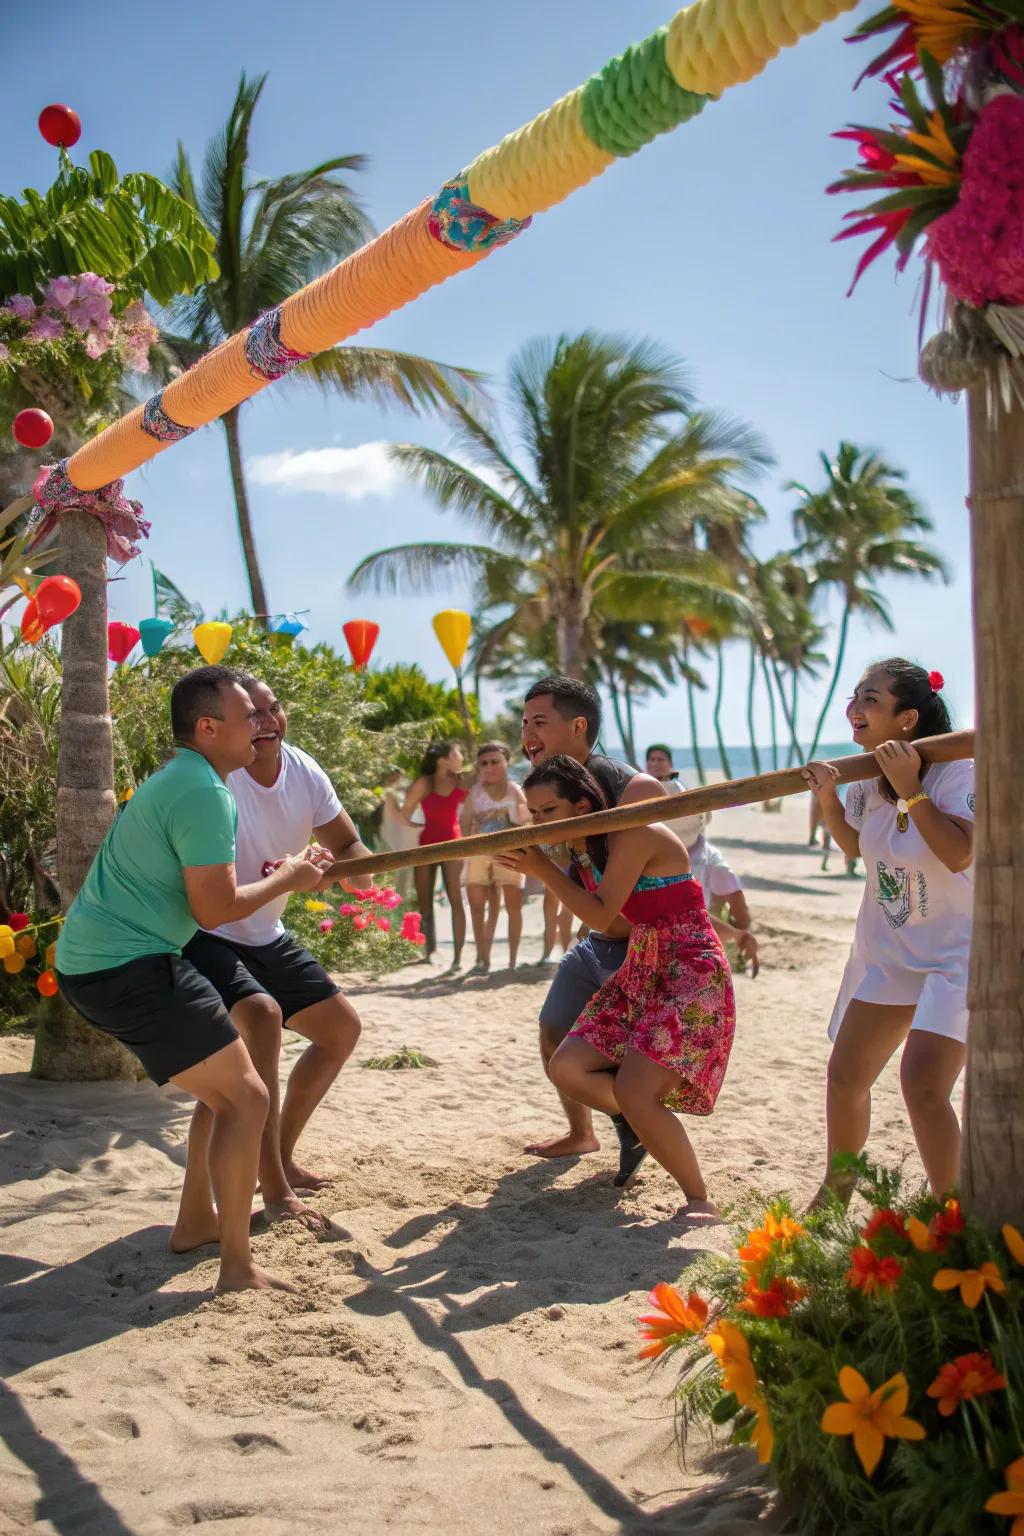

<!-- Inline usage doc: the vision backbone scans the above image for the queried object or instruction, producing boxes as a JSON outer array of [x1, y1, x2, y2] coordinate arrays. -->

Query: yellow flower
[[304, 899, 329, 913], [1003, 1225, 1024, 1267], [707, 1320, 759, 1408], [821, 1367, 925, 1477], [986, 1455, 1024, 1535], [0, 935, 14, 960], [893, 0, 985, 62], [933, 1262, 1006, 1309]]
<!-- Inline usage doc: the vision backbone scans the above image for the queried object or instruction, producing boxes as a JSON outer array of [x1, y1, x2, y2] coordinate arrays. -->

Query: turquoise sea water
[[601, 741, 859, 779]]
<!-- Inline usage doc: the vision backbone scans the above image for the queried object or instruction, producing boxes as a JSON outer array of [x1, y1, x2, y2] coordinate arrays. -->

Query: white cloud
[[247, 442, 402, 498]]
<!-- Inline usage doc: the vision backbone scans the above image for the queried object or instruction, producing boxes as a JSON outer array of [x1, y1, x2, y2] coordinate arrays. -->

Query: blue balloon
[[272, 614, 305, 638], [139, 617, 174, 657]]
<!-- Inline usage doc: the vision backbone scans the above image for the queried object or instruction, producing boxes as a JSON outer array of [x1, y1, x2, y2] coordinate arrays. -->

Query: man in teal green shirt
[[58, 665, 328, 1295]]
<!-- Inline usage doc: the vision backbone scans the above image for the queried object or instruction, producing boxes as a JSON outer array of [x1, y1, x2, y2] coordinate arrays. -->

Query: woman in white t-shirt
[[460, 741, 529, 971], [803, 659, 974, 1204]]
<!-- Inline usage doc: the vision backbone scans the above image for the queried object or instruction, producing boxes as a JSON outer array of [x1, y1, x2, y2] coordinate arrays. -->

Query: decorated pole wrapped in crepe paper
[[432, 609, 473, 738], [28, 0, 857, 525], [343, 619, 380, 671], [193, 621, 233, 665]]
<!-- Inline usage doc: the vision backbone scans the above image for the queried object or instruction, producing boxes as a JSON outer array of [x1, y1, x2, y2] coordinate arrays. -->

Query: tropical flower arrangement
[[285, 884, 425, 977], [640, 1158, 1023, 1536], [0, 274, 160, 378], [831, 0, 1024, 350]]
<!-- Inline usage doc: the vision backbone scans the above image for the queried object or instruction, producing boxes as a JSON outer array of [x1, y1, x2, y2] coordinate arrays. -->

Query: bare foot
[[215, 1262, 298, 1294], [284, 1163, 333, 1193], [676, 1197, 723, 1226], [523, 1133, 601, 1159], [258, 1195, 332, 1234], [169, 1215, 220, 1253]]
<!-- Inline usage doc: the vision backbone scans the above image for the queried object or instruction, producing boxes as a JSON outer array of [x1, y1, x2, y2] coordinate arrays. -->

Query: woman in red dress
[[401, 740, 467, 966], [500, 755, 756, 1219]]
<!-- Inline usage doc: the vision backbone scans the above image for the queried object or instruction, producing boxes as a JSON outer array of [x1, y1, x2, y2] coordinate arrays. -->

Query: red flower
[[834, 128, 899, 173], [927, 1351, 1007, 1416], [861, 1208, 908, 1244], [848, 1246, 902, 1295], [933, 1198, 965, 1244], [737, 1274, 806, 1318], [8, 913, 30, 932]]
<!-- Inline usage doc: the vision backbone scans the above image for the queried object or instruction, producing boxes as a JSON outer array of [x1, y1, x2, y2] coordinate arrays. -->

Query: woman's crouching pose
[[500, 755, 756, 1220]]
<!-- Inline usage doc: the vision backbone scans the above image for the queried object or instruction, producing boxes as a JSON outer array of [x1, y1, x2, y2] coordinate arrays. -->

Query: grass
[[361, 1044, 439, 1070]]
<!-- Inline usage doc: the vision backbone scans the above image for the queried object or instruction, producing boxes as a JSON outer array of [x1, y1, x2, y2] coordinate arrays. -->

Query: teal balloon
[[272, 614, 305, 638], [139, 618, 174, 657]]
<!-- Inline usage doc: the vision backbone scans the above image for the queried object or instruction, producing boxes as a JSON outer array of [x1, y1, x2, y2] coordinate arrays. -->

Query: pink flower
[[44, 275, 77, 308], [84, 330, 111, 359], [29, 314, 64, 341], [353, 914, 370, 932], [927, 94, 1024, 306], [74, 273, 114, 298], [67, 296, 113, 332], [375, 917, 391, 932], [318, 918, 335, 933], [7, 294, 36, 319], [339, 903, 356, 916]]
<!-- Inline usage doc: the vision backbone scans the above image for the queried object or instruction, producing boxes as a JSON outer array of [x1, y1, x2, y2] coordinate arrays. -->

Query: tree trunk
[[222, 407, 270, 624], [746, 644, 762, 776], [685, 668, 706, 786], [555, 594, 586, 680], [625, 687, 638, 767], [608, 676, 630, 759], [32, 510, 141, 1082], [712, 645, 732, 781], [761, 653, 779, 771], [810, 603, 851, 759], [787, 668, 801, 767], [960, 385, 1024, 1225]]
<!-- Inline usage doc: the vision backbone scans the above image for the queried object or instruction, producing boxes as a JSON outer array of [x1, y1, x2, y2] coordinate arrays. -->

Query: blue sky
[[7, 0, 971, 751]]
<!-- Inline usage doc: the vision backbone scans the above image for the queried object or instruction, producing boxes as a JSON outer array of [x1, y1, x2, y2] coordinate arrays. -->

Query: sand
[[0, 796, 939, 1535]]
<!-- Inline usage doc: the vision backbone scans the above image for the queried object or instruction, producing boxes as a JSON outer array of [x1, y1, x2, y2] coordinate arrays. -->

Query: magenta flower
[[8, 294, 36, 320], [318, 918, 335, 933], [927, 93, 1024, 306]]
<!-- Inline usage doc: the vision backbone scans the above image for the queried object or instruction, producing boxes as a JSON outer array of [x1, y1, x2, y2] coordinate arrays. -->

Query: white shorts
[[828, 962, 968, 1044]]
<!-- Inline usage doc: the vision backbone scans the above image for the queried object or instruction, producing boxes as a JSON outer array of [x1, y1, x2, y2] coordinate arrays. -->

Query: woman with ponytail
[[802, 660, 974, 1204], [500, 755, 756, 1220]]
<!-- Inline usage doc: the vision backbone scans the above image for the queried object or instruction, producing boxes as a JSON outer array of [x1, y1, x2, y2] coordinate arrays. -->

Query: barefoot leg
[[813, 999, 915, 1207], [900, 1030, 965, 1199], [280, 992, 360, 1192], [614, 1051, 712, 1208], [414, 864, 437, 957], [171, 1038, 295, 1293], [467, 884, 491, 970], [504, 886, 523, 970], [170, 1102, 219, 1252], [442, 861, 466, 967], [523, 1023, 600, 1158]]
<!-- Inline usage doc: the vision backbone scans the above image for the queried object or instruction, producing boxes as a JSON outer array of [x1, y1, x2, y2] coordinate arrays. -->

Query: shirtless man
[[184, 674, 372, 1213], [520, 675, 667, 1186], [56, 667, 327, 1292]]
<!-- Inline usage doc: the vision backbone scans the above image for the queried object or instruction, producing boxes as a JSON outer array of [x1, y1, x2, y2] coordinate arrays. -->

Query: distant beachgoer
[[379, 770, 419, 901], [55, 666, 330, 1293], [540, 892, 574, 966], [460, 741, 529, 972], [802, 660, 973, 1204], [401, 741, 467, 966], [500, 756, 756, 1218], [646, 743, 710, 851], [182, 674, 368, 1210], [521, 676, 668, 1186]]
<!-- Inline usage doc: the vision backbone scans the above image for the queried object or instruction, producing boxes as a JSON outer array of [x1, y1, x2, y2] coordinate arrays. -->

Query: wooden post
[[960, 385, 1024, 1224]]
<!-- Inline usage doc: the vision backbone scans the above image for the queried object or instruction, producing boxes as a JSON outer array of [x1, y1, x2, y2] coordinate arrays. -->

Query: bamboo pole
[[337, 729, 974, 879]]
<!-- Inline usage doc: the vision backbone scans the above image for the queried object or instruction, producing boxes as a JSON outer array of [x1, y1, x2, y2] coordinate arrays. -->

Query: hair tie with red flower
[[928, 671, 944, 693]]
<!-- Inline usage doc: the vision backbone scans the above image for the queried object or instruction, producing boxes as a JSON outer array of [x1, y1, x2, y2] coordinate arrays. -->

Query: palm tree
[[791, 443, 949, 757], [348, 332, 772, 678], [747, 553, 825, 768], [165, 74, 482, 618]]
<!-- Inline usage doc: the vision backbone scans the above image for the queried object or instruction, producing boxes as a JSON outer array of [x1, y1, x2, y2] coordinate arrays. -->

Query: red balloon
[[38, 104, 81, 148], [34, 575, 81, 626], [37, 969, 60, 998], [342, 619, 380, 671], [107, 621, 140, 665], [13, 409, 54, 449], [20, 599, 45, 645]]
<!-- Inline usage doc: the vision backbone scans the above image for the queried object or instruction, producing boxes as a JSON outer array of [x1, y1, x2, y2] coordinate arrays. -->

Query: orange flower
[[707, 1319, 759, 1408], [1003, 1225, 1024, 1267], [738, 1274, 806, 1318], [738, 1211, 804, 1275], [638, 1283, 708, 1359], [847, 1246, 902, 1295], [821, 1367, 926, 1477], [892, 0, 984, 63], [927, 1351, 1007, 1416], [933, 1262, 1006, 1309], [861, 1208, 907, 1244], [909, 1198, 965, 1253], [986, 1455, 1024, 1536], [751, 1396, 774, 1464]]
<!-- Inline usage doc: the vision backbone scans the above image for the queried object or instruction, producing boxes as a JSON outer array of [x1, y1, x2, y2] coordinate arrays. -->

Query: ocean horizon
[[600, 741, 859, 780]]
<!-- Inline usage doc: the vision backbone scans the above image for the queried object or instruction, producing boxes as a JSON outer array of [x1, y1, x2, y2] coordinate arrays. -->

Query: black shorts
[[182, 931, 340, 1024], [57, 954, 238, 1086]]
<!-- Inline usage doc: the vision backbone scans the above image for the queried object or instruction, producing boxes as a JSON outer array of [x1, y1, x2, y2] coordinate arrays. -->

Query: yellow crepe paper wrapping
[[193, 621, 233, 665], [432, 609, 472, 671], [465, 88, 615, 222], [665, 0, 858, 95]]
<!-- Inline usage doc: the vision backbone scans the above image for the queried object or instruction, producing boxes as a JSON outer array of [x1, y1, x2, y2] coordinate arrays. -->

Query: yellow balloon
[[432, 609, 472, 672], [193, 621, 233, 665]]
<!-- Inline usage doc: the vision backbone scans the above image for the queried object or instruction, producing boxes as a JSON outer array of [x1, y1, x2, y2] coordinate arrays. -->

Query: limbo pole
[[334, 730, 974, 879]]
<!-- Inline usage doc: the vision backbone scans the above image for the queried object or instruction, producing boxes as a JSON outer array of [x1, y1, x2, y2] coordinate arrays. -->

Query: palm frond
[[347, 540, 521, 596]]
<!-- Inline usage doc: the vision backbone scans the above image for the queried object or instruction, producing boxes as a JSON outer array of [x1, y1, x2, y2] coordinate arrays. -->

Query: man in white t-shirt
[[645, 745, 753, 936], [184, 674, 372, 1225]]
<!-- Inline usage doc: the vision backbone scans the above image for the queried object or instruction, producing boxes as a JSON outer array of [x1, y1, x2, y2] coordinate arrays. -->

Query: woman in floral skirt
[[500, 755, 757, 1219]]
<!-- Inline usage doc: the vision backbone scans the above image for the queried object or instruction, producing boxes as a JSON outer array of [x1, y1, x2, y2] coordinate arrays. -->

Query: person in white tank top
[[460, 741, 529, 971], [803, 660, 974, 1206]]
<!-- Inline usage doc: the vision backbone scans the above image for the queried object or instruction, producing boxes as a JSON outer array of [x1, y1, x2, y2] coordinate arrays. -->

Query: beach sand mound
[[1, 798, 929, 1533]]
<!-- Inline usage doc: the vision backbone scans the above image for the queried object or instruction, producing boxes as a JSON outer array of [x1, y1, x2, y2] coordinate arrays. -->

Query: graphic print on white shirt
[[210, 742, 343, 947]]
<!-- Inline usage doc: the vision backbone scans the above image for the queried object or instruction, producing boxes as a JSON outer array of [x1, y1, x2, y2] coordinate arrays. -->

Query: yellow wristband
[[904, 792, 929, 810]]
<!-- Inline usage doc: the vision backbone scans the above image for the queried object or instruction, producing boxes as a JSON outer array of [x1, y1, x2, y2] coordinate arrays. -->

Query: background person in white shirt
[[460, 741, 530, 972], [184, 675, 372, 1224], [803, 660, 973, 1206]]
